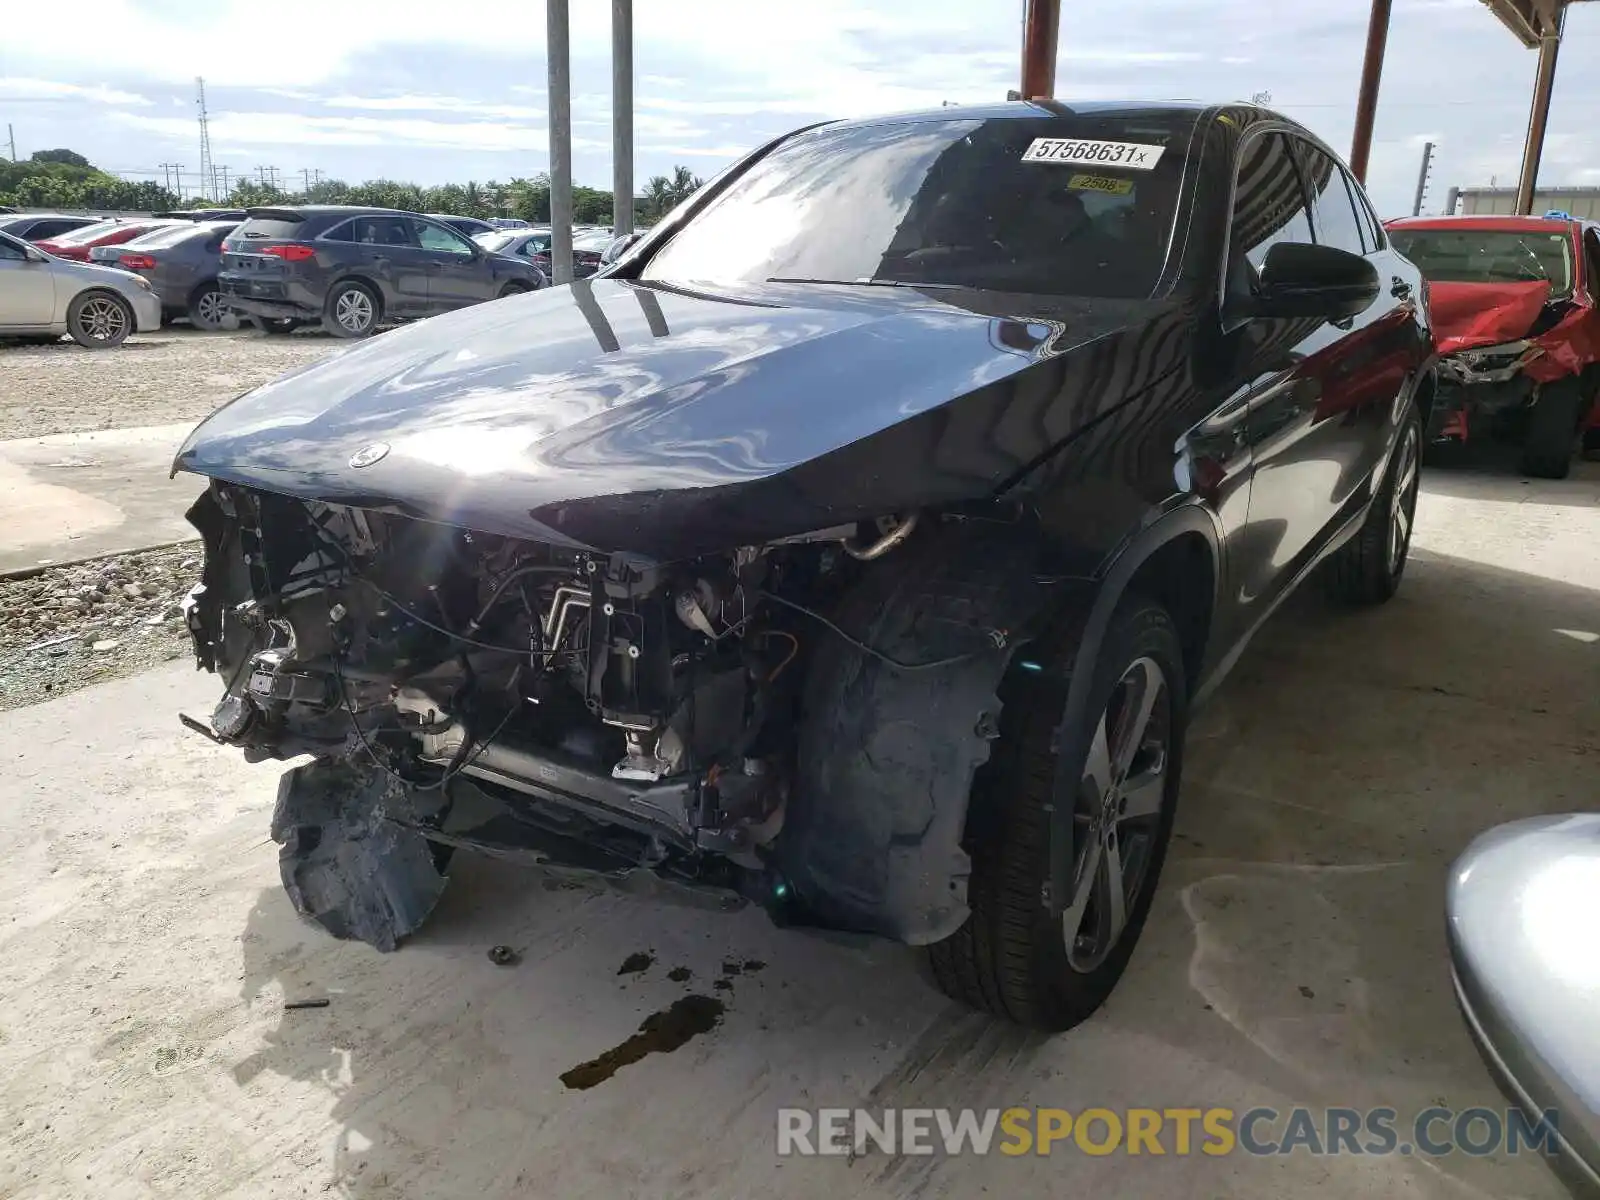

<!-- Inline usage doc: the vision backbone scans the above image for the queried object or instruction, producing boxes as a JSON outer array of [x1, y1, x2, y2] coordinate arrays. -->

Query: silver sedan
[[0, 230, 163, 348]]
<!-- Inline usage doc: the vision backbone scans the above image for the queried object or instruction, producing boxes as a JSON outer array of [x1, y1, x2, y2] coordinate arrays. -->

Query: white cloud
[[0, 77, 150, 107], [319, 94, 544, 120], [108, 110, 599, 155]]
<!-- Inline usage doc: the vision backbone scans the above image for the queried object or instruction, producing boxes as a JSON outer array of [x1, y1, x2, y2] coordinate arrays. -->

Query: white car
[[0, 230, 162, 348]]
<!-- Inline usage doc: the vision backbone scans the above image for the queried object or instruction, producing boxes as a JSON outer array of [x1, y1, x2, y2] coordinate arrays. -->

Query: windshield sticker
[[1067, 174, 1135, 196], [1022, 138, 1166, 170]]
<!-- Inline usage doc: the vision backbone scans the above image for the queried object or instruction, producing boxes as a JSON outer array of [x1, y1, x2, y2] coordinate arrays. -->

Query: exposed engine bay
[[181, 483, 1034, 950]]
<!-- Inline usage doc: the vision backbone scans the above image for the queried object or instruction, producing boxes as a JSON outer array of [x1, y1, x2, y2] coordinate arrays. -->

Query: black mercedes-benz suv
[[175, 101, 1432, 1030]]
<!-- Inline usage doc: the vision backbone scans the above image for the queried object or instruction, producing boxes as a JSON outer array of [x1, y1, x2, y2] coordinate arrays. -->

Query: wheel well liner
[[774, 510, 1220, 946]]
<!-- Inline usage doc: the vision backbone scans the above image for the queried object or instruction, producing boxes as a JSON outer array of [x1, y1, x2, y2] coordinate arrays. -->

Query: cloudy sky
[[3, 0, 1599, 217]]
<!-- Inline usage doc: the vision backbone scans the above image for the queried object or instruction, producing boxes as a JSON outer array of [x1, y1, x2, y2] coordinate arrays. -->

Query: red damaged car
[[1387, 214, 1600, 477]]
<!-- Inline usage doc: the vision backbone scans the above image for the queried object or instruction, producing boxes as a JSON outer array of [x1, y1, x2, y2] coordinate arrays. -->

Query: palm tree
[[666, 164, 703, 207], [643, 174, 673, 221]]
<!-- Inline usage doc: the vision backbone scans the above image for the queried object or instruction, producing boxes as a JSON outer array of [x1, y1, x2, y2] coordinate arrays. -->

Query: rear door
[[341, 214, 432, 315], [0, 234, 56, 325]]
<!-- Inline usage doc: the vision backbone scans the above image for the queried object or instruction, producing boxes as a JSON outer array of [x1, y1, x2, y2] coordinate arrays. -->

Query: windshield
[[640, 112, 1194, 298], [475, 231, 516, 252], [1389, 228, 1574, 299]]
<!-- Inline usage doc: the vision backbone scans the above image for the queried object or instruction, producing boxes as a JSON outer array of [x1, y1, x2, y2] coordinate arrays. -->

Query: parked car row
[[0, 205, 552, 344]]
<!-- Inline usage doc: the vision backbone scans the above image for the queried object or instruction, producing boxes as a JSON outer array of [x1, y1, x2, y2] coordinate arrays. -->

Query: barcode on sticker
[[1022, 138, 1165, 170]]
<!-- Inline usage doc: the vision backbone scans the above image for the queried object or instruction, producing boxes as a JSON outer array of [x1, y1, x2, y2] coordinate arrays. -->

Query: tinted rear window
[[235, 216, 308, 241], [49, 220, 124, 245], [123, 223, 207, 249], [641, 112, 1196, 298]]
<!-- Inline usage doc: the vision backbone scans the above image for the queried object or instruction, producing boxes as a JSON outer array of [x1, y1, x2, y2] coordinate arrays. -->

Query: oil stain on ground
[[616, 951, 654, 976], [559, 995, 725, 1090]]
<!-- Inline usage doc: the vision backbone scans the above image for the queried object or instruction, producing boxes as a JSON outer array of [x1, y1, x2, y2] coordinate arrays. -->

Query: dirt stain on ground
[[666, 966, 692, 983], [742, 959, 766, 973], [616, 951, 654, 976], [559, 995, 725, 1090]]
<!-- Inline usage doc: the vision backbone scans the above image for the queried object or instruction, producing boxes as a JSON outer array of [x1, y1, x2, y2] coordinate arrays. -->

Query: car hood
[[174, 278, 1163, 554], [1429, 280, 1551, 355]]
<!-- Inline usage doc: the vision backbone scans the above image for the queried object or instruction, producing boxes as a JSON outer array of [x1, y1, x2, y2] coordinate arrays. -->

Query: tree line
[[2, 150, 706, 224]]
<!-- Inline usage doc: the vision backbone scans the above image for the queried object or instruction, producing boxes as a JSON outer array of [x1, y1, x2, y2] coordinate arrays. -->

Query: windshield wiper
[[767, 276, 964, 290]]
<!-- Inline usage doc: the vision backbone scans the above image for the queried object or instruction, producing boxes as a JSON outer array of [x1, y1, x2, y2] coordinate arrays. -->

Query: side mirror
[[1250, 242, 1379, 322], [601, 231, 643, 266], [23, 247, 48, 263]]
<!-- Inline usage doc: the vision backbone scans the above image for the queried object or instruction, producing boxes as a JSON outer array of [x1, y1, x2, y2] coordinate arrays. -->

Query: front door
[[413, 219, 493, 310], [1223, 131, 1401, 613], [0, 236, 57, 326]]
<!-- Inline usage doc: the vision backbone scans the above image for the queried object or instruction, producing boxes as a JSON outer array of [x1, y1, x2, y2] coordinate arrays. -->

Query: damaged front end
[[181, 482, 1036, 951]]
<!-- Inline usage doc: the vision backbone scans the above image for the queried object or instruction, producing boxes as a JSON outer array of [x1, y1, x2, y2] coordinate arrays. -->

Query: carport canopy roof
[[1480, 0, 1594, 45]]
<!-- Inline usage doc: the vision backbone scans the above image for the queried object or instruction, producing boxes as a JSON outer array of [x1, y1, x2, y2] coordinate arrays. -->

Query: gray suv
[[219, 205, 546, 337]]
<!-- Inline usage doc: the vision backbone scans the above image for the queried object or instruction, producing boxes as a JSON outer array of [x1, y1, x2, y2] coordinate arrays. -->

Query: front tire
[[498, 281, 532, 298], [66, 291, 133, 348], [1521, 378, 1586, 479], [1323, 402, 1421, 606], [323, 281, 379, 338], [927, 597, 1187, 1031]]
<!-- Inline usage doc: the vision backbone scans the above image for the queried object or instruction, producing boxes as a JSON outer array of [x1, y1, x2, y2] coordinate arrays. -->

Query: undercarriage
[[181, 483, 1043, 950]]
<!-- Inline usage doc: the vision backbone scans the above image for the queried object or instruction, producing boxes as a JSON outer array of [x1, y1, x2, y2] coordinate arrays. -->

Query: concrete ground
[[0, 459, 1595, 1200], [0, 423, 201, 573]]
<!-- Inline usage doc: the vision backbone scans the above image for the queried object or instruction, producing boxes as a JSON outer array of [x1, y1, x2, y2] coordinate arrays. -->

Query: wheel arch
[[773, 507, 1221, 947], [68, 285, 134, 315], [185, 275, 221, 308]]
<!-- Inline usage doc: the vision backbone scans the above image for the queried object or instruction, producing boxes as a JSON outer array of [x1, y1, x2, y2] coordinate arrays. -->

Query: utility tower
[[196, 76, 216, 201], [1411, 141, 1435, 217]]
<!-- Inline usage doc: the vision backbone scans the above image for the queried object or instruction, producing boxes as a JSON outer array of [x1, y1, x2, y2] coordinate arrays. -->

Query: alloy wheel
[[335, 289, 374, 333], [1388, 423, 1420, 575], [1063, 656, 1171, 973], [80, 296, 129, 343], [195, 290, 224, 328]]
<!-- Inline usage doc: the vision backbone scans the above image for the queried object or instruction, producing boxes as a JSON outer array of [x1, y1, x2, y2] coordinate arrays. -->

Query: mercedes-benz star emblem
[[349, 442, 390, 469]]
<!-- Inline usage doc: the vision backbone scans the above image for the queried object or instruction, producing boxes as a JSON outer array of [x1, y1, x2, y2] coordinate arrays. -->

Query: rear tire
[[498, 281, 532, 298], [926, 597, 1187, 1032], [65, 290, 133, 349], [187, 283, 226, 331], [323, 281, 379, 338], [1323, 402, 1421, 606], [1521, 378, 1585, 479]]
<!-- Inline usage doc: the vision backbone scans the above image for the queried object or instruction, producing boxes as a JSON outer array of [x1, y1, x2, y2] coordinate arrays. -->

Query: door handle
[[1390, 276, 1413, 300]]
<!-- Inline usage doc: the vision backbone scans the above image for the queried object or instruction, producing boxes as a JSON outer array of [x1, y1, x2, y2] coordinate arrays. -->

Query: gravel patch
[[0, 327, 337, 441], [0, 544, 203, 711]]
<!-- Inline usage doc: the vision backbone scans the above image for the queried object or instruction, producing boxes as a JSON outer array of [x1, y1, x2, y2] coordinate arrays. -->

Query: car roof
[[1, 212, 88, 221], [821, 97, 1213, 132], [1388, 214, 1576, 234], [245, 205, 408, 218]]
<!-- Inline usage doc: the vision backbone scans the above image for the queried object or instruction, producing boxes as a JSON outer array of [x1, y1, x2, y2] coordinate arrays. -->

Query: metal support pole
[[1020, 0, 1060, 100], [1444, 185, 1460, 216], [1411, 141, 1434, 217], [547, 0, 574, 284], [1515, 17, 1563, 217], [1349, 0, 1392, 185], [611, 0, 634, 237]]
